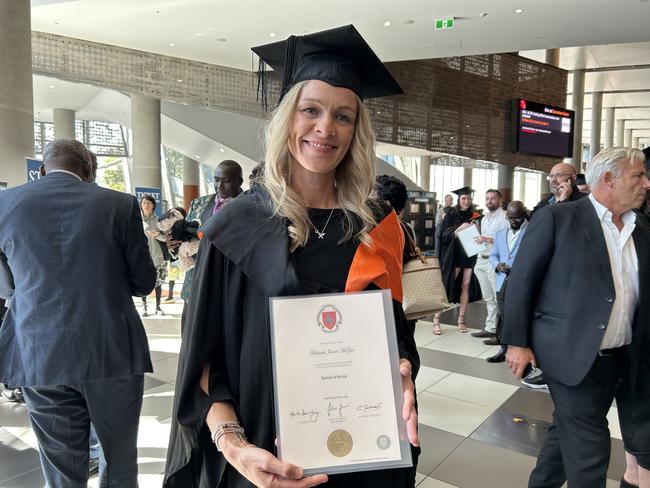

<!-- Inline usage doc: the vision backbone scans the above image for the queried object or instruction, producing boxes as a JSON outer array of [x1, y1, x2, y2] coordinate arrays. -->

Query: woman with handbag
[[140, 194, 168, 316]]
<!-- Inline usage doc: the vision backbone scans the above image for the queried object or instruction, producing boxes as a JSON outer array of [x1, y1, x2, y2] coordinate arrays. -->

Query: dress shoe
[[89, 458, 100, 476], [483, 338, 500, 346], [486, 351, 506, 363], [155, 306, 165, 316], [162, 297, 175, 304], [620, 476, 638, 487], [471, 330, 496, 339]]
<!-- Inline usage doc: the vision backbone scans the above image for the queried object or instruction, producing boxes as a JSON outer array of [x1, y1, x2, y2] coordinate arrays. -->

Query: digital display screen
[[515, 99, 574, 158]]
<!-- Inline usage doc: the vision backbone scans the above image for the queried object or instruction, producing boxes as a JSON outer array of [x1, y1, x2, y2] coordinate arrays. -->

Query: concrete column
[[540, 174, 550, 197], [633, 137, 640, 149], [419, 156, 431, 191], [498, 163, 514, 203], [615, 119, 625, 147], [589, 92, 603, 162], [625, 129, 633, 147], [518, 172, 527, 204], [0, 0, 34, 188], [570, 70, 585, 171], [545, 49, 560, 67], [463, 167, 473, 189], [183, 156, 200, 210], [604, 107, 615, 149], [131, 94, 161, 189], [53, 108, 76, 139]]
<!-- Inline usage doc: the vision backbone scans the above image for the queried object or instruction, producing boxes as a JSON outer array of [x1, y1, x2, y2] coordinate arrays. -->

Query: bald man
[[532, 162, 587, 216], [0, 138, 156, 487]]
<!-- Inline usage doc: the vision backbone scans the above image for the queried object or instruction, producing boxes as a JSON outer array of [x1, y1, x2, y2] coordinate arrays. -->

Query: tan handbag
[[400, 222, 451, 318]]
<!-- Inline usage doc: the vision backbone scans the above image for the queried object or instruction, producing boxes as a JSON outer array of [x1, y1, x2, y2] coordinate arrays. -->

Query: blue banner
[[27, 158, 44, 182], [134, 187, 163, 217]]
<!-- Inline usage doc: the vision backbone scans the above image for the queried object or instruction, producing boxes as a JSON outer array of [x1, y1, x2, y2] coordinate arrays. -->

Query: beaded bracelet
[[211, 421, 248, 452]]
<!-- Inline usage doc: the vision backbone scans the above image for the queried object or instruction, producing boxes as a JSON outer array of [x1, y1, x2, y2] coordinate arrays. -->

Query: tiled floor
[[0, 302, 625, 487]]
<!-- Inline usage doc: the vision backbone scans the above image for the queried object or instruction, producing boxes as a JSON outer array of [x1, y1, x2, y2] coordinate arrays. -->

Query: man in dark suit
[[0, 138, 156, 487], [532, 162, 587, 216], [502, 147, 650, 487], [171, 159, 243, 302]]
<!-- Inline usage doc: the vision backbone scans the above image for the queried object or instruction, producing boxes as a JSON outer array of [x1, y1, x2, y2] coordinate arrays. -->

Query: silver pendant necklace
[[309, 209, 335, 239]]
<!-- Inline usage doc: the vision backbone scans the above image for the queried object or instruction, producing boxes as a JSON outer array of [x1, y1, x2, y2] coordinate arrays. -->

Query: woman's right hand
[[222, 437, 328, 488]]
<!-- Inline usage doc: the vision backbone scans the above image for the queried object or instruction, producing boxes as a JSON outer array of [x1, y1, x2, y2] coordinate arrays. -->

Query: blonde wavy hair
[[262, 80, 379, 252]]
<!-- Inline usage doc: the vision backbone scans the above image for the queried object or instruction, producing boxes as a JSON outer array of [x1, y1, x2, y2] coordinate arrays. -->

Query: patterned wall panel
[[32, 32, 567, 172]]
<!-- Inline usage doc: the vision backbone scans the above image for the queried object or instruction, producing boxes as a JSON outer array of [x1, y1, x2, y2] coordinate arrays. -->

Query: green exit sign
[[434, 18, 455, 29]]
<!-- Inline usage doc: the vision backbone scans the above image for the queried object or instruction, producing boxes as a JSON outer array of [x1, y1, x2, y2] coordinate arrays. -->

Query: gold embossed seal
[[327, 429, 353, 457]]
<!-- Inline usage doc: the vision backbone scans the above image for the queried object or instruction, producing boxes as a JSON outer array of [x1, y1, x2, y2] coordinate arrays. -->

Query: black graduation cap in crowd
[[451, 186, 475, 196], [575, 173, 587, 186], [251, 25, 403, 106]]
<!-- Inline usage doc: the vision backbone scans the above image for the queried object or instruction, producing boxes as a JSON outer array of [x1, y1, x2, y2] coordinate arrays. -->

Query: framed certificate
[[456, 224, 486, 257], [269, 290, 412, 476]]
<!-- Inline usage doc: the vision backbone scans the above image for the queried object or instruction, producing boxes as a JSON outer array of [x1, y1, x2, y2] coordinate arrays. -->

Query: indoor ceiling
[[30, 0, 650, 149], [30, 0, 650, 69]]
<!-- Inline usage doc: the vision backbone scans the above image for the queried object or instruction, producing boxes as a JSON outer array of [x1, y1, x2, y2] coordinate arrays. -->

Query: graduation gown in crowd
[[163, 190, 420, 488], [439, 207, 482, 303]]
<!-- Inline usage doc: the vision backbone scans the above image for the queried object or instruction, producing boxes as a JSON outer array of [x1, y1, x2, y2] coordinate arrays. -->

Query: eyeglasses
[[546, 173, 573, 181], [507, 216, 525, 222]]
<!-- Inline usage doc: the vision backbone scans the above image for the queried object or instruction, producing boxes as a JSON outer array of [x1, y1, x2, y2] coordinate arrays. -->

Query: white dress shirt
[[588, 194, 639, 349], [479, 208, 508, 257]]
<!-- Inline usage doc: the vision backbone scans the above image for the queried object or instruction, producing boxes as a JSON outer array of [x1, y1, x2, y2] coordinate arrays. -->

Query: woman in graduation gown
[[164, 25, 420, 488], [438, 187, 483, 332]]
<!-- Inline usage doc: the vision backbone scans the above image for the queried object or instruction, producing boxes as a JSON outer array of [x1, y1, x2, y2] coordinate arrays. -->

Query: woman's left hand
[[400, 358, 420, 447]]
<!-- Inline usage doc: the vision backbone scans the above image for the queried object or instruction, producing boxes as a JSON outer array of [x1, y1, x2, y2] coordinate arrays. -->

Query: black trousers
[[22, 374, 144, 488], [528, 349, 649, 487]]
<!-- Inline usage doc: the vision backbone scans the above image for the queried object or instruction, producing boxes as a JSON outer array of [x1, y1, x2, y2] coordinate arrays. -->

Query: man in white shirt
[[471, 189, 508, 340], [502, 147, 650, 487]]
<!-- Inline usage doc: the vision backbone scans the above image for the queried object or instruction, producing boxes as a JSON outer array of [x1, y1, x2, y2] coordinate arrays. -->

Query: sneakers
[[1, 387, 25, 403], [521, 368, 548, 389], [162, 297, 176, 304]]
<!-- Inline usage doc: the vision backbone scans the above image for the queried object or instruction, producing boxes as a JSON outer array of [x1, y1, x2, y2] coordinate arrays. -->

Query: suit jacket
[[0, 172, 157, 387], [531, 185, 587, 216], [488, 223, 528, 292], [502, 196, 650, 387]]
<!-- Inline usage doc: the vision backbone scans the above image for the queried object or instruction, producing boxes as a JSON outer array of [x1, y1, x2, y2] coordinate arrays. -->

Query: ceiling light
[[169, 42, 176, 47], [177, 79, 183, 83], [49, 85, 55, 89], [269, 32, 277, 38], [404, 19, 415, 24], [217, 38, 227, 42], [384, 21, 392, 27], [514, 8, 524, 13], [219, 148, 225, 153], [196, 32, 204, 37], [480, 12, 488, 18], [195, 155, 201, 159]]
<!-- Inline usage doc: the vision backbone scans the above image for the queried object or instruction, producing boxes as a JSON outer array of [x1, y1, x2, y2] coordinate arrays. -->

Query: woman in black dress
[[164, 26, 420, 488], [438, 186, 482, 332]]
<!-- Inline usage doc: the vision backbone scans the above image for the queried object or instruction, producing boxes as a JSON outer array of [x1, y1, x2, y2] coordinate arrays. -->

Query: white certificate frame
[[269, 289, 413, 476], [457, 224, 486, 257]]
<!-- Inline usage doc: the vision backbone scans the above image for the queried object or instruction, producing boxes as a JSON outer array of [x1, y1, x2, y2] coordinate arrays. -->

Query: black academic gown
[[163, 190, 420, 488], [439, 207, 482, 303]]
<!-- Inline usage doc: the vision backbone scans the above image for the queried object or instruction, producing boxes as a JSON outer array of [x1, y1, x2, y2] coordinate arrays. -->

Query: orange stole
[[345, 210, 404, 303]]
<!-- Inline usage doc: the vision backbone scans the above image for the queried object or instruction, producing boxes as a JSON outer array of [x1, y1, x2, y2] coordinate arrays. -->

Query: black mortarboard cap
[[451, 186, 475, 196], [251, 25, 403, 105], [575, 173, 586, 185]]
